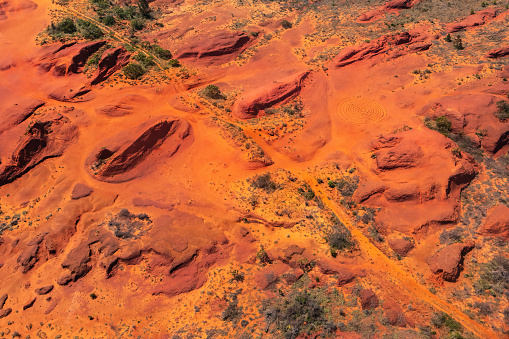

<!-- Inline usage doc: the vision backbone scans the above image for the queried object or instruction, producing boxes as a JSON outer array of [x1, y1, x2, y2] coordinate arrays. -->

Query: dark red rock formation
[[486, 46, 509, 59], [0, 308, 11, 318], [92, 118, 192, 180], [35, 285, 54, 295], [0, 113, 77, 186], [0, 294, 7, 308], [446, 8, 497, 33], [37, 41, 106, 76], [232, 72, 310, 119], [426, 241, 475, 281], [333, 29, 430, 68], [90, 47, 130, 85], [23, 298, 36, 310], [176, 31, 252, 63], [57, 242, 92, 285]]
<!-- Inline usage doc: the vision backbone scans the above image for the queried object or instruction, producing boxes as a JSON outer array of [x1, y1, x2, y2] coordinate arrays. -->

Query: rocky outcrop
[[71, 183, 94, 200], [317, 259, 356, 286], [333, 29, 430, 68], [176, 31, 252, 63], [479, 205, 509, 239], [35, 285, 54, 295], [88, 117, 192, 181], [90, 47, 130, 85], [358, 0, 422, 22], [486, 46, 509, 59], [0, 98, 44, 135], [426, 241, 475, 281], [446, 8, 497, 33], [375, 139, 424, 170], [0, 113, 78, 186], [57, 242, 92, 285], [359, 289, 379, 309], [37, 41, 106, 76], [388, 237, 415, 256], [418, 94, 508, 154], [232, 72, 310, 119]]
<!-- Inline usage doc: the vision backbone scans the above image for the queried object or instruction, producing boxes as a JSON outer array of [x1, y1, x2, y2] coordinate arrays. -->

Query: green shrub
[[202, 84, 224, 99], [168, 59, 180, 67], [152, 45, 172, 60], [123, 63, 145, 80], [102, 15, 116, 26], [76, 19, 103, 39], [87, 52, 101, 66], [431, 312, 462, 332], [54, 18, 77, 34], [135, 52, 155, 67], [435, 116, 452, 134], [131, 18, 145, 31], [494, 100, 509, 122]]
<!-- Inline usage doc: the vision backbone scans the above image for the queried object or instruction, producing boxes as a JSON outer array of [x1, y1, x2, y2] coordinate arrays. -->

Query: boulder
[[388, 237, 415, 256], [71, 183, 94, 200], [0, 294, 7, 308], [359, 289, 379, 309], [0, 308, 11, 318], [426, 241, 475, 281], [479, 205, 509, 239], [35, 285, 54, 295]]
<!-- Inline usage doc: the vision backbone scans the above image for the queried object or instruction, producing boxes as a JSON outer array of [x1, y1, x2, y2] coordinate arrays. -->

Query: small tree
[[453, 36, 464, 50], [445, 33, 452, 42]]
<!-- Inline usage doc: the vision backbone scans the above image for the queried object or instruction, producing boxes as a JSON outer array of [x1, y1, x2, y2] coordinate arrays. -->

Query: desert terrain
[[1, 0, 509, 337]]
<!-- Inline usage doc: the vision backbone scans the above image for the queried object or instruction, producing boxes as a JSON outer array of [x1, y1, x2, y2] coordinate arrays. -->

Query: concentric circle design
[[337, 96, 387, 125]]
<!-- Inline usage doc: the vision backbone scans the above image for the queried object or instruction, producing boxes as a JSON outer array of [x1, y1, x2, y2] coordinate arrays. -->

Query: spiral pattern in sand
[[338, 97, 386, 125]]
